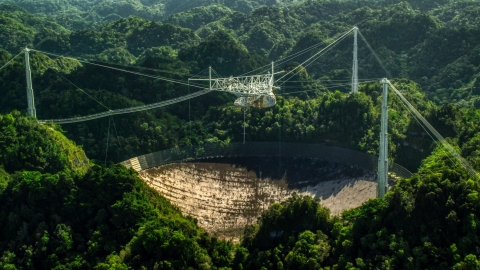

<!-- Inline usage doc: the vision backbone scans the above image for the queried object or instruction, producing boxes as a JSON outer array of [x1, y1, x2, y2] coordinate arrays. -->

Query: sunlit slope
[[0, 112, 235, 269], [0, 111, 90, 177]]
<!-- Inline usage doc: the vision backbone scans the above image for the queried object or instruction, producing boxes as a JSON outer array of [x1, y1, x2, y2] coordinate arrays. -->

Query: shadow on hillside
[[193, 156, 373, 189]]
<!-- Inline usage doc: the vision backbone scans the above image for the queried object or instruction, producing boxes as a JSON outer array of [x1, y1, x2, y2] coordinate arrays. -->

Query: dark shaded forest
[[1, 0, 480, 268], [0, 0, 479, 167]]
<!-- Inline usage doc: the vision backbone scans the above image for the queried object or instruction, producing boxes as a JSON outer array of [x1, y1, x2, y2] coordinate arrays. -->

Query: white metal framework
[[15, 28, 476, 199], [40, 89, 212, 124], [191, 63, 279, 108]]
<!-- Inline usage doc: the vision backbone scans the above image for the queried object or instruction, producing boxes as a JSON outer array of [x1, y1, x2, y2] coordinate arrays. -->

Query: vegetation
[[0, 114, 234, 269], [2, 110, 480, 268], [0, 0, 478, 168], [232, 141, 480, 269], [1, 0, 480, 268], [0, 111, 89, 176], [0, 0, 310, 30]]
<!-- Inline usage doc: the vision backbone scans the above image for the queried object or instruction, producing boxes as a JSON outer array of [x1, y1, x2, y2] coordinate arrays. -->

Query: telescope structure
[[190, 63, 280, 108]]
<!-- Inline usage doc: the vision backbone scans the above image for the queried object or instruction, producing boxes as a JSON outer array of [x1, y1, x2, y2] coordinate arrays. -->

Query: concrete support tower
[[377, 78, 389, 198], [209, 66, 212, 90], [24, 47, 36, 117], [351, 27, 358, 94]]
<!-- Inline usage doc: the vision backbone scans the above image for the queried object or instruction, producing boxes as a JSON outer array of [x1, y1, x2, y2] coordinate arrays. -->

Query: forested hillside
[[0, 0, 307, 29], [0, 113, 236, 269], [1, 0, 480, 268], [2, 112, 480, 268], [0, 0, 479, 169]]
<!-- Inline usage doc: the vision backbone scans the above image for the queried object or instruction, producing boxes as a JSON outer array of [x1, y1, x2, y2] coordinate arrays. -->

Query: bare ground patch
[[139, 157, 379, 241]]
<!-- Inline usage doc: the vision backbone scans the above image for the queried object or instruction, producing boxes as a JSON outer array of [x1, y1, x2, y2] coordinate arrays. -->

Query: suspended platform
[[190, 64, 281, 108]]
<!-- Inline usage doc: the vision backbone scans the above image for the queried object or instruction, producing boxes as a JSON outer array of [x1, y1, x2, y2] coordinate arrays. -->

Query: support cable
[[40, 89, 212, 124], [240, 63, 274, 77], [187, 67, 211, 143], [278, 78, 381, 83], [0, 51, 22, 72], [275, 27, 355, 84], [275, 41, 328, 66], [240, 30, 350, 77], [188, 67, 210, 79], [37, 57, 212, 124], [105, 117, 111, 166], [42, 58, 212, 124], [111, 116, 125, 158], [277, 80, 379, 95], [388, 80, 479, 180], [239, 36, 332, 77], [41, 53, 200, 77], [188, 81, 192, 143], [356, 32, 476, 178], [31, 49, 206, 89], [211, 68, 222, 78], [280, 80, 378, 89], [49, 66, 111, 111], [243, 107, 246, 144], [275, 29, 353, 67], [357, 30, 393, 79], [394, 90, 460, 172], [277, 33, 352, 87]]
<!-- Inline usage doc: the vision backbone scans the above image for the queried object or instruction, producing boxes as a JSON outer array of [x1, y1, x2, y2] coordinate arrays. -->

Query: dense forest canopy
[[0, 0, 309, 29], [2, 113, 480, 268], [0, 0, 479, 168], [1, 0, 480, 268]]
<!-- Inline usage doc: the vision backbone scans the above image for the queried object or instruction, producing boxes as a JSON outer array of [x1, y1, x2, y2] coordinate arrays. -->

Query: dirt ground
[[139, 159, 378, 241]]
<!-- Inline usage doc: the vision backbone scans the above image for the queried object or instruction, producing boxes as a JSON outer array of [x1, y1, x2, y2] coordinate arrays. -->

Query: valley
[[139, 157, 379, 241], [1, 0, 480, 268]]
